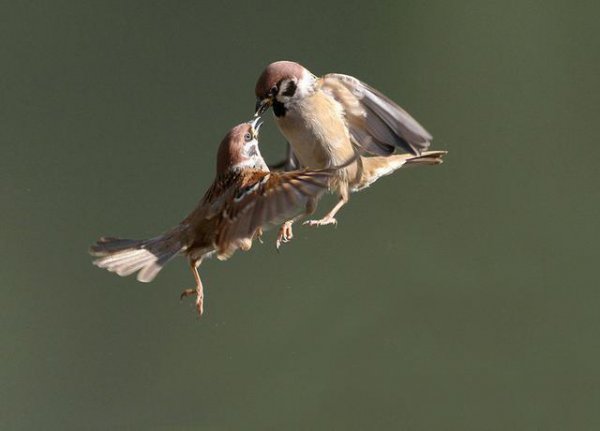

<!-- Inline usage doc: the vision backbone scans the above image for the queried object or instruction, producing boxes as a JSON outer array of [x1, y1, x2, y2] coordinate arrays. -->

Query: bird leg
[[276, 221, 294, 249], [304, 191, 348, 227], [255, 227, 264, 244], [276, 197, 318, 249], [180, 259, 204, 316]]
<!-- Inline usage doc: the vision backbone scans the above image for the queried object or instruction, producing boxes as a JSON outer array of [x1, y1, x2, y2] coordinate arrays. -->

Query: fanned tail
[[89, 230, 184, 283]]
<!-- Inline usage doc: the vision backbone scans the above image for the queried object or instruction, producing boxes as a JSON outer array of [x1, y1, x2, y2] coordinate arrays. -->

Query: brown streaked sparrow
[[89, 118, 344, 315], [255, 61, 446, 244]]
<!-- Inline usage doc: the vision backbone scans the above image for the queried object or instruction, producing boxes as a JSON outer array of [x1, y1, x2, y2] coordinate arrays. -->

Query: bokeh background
[[2, 1, 599, 429]]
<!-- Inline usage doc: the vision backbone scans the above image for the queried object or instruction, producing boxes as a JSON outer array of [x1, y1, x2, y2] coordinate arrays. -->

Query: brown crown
[[216, 123, 253, 175], [255, 61, 307, 99]]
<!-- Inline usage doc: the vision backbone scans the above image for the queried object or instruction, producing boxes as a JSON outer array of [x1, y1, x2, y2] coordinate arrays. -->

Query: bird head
[[216, 118, 267, 176], [254, 61, 316, 116]]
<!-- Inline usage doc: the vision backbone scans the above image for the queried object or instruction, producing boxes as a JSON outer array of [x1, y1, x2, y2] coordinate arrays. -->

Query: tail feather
[[90, 232, 183, 283], [353, 150, 447, 191], [402, 150, 447, 167]]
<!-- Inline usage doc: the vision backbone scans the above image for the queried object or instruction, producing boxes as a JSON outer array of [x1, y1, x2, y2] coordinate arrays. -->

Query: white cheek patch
[[296, 70, 316, 97], [244, 142, 258, 158], [232, 139, 269, 172], [276, 72, 316, 103], [275, 79, 292, 103]]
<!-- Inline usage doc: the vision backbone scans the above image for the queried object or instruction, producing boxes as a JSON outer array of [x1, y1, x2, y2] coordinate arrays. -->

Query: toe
[[179, 288, 195, 300], [304, 217, 337, 227]]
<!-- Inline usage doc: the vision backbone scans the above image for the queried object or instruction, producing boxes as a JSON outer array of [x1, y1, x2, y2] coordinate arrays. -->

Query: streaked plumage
[[90, 119, 339, 315]]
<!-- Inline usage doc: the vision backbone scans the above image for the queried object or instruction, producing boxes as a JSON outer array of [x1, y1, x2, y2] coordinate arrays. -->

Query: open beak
[[247, 116, 263, 136], [254, 97, 272, 116]]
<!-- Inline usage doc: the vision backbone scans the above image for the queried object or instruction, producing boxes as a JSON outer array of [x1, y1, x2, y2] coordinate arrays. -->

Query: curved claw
[[255, 227, 264, 244], [180, 288, 196, 301], [276, 222, 294, 249], [179, 288, 204, 315]]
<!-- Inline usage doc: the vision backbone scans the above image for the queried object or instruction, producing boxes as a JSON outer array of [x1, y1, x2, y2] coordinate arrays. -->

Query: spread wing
[[320, 73, 432, 156], [214, 169, 333, 252]]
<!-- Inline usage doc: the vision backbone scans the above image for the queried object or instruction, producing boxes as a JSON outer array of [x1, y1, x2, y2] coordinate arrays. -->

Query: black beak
[[254, 97, 272, 116]]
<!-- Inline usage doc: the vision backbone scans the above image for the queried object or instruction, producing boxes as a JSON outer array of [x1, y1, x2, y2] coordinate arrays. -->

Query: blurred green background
[[1, 0, 599, 429]]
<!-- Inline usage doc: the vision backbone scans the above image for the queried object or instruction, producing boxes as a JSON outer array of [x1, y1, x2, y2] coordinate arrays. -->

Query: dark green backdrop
[[2, 1, 599, 429]]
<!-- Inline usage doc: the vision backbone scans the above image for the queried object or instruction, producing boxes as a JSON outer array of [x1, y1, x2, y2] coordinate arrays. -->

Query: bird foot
[[180, 288, 204, 316], [303, 217, 338, 227], [255, 227, 264, 244], [276, 222, 294, 249]]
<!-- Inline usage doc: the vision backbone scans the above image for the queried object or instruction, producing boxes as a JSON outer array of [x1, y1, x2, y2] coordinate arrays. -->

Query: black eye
[[244, 133, 252, 142], [269, 85, 278, 96]]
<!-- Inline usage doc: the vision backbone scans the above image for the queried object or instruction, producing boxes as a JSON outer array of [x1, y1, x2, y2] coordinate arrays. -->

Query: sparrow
[[89, 118, 344, 315], [254, 61, 446, 244]]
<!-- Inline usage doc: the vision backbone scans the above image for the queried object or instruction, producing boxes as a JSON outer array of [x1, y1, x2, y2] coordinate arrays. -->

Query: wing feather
[[214, 169, 333, 252], [321, 73, 432, 155]]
